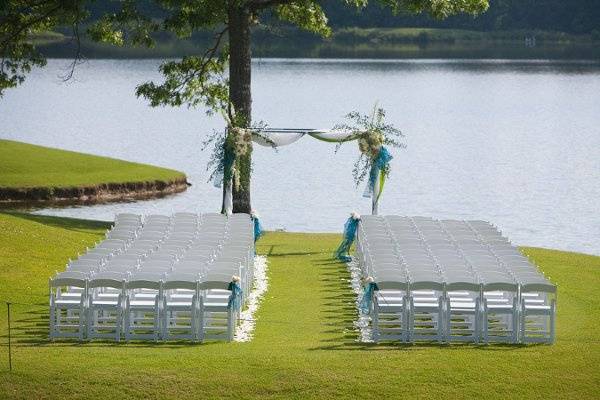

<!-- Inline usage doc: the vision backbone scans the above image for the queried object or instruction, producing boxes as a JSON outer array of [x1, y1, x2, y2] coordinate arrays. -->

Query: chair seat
[[449, 301, 476, 309], [413, 302, 440, 309], [524, 305, 551, 311], [203, 302, 228, 312], [378, 297, 404, 304], [54, 299, 83, 306], [165, 301, 193, 307], [486, 298, 510, 304], [132, 293, 158, 300], [91, 300, 119, 306], [486, 304, 514, 310], [129, 300, 157, 307], [524, 299, 545, 304], [206, 294, 230, 300], [97, 293, 120, 299], [59, 293, 82, 300], [170, 294, 193, 300], [413, 297, 437, 302]]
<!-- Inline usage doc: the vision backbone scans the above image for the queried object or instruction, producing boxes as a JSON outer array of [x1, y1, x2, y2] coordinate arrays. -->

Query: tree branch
[[173, 25, 228, 94], [61, 9, 84, 82]]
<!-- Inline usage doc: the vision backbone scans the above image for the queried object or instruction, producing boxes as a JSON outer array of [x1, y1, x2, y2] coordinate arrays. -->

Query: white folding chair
[[86, 272, 127, 341], [124, 272, 164, 341], [49, 272, 88, 341]]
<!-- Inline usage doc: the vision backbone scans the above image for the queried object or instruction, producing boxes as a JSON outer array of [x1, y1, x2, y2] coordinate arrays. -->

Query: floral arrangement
[[334, 103, 405, 188], [203, 106, 271, 191]]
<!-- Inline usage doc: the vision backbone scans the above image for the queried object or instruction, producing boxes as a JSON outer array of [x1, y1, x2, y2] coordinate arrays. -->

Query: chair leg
[[49, 304, 55, 341], [520, 310, 526, 343], [372, 300, 379, 343], [438, 298, 444, 343], [78, 305, 85, 342], [550, 301, 556, 344], [198, 302, 205, 343], [154, 308, 160, 342], [86, 308, 93, 341], [483, 309, 488, 344], [115, 308, 122, 342], [124, 308, 131, 342], [161, 299, 168, 341], [227, 307, 234, 342]]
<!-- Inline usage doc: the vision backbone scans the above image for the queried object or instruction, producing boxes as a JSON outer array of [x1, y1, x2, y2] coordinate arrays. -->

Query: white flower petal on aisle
[[347, 258, 373, 343], [234, 255, 269, 342]]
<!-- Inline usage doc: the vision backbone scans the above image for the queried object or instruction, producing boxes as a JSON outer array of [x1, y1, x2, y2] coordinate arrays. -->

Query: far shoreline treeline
[[35, 27, 600, 60]]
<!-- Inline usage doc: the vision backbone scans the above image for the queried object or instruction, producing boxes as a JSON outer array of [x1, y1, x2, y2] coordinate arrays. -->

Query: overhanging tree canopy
[[1, 0, 489, 213]]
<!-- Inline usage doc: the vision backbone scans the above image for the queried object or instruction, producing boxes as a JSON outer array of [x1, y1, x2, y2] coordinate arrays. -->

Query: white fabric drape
[[252, 131, 305, 147], [224, 180, 233, 215], [218, 128, 385, 216], [252, 129, 357, 147]]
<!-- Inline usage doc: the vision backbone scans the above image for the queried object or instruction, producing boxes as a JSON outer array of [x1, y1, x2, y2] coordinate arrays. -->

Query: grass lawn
[[0, 212, 599, 399], [0, 139, 185, 189]]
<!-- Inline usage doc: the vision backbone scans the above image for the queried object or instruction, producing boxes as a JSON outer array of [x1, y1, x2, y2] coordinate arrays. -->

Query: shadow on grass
[[309, 339, 535, 352], [1, 212, 111, 234], [1, 302, 238, 349]]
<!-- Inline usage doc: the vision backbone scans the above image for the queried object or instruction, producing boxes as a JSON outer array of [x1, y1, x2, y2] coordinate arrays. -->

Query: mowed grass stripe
[[0, 212, 599, 399]]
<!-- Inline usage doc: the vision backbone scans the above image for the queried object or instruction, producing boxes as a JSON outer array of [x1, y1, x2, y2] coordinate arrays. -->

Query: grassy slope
[[0, 140, 185, 188], [0, 212, 598, 399]]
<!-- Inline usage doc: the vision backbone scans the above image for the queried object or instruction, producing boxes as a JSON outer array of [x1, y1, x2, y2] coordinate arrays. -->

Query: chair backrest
[[89, 272, 128, 289], [51, 271, 87, 288], [198, 273, 234, 290], [163, 272, 199, 291], [126, 272, 164, 290]]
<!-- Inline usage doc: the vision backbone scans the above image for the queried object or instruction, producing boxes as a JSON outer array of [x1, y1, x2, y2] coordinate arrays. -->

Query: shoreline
[[0, 177, 189, 206]]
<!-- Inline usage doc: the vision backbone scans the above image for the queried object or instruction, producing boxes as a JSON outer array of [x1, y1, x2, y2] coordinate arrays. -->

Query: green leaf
[[275, 1, 332, 37]]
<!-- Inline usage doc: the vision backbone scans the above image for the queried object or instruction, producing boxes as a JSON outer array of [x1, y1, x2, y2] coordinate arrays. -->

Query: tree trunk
[[223, 4, 253, 214]]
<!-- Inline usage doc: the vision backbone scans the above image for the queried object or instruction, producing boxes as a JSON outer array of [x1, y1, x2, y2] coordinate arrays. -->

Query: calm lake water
[[1, 59, 599, 255]]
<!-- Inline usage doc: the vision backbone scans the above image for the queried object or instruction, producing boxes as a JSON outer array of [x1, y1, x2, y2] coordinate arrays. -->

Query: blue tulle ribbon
[[363, 146, 393, 199], [335, 216, 360, 262], [213, 145, 236, 188], [359, 282, 379, 315], [227, 281, 243, 311], [252, 215, 263, 242]]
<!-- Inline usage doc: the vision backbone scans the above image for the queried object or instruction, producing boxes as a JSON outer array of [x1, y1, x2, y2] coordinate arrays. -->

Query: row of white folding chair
[[50, 271, 237, 341], [357, 220, 552, 342], [366, 254, 547, 299], [371, 282, 521, 343]]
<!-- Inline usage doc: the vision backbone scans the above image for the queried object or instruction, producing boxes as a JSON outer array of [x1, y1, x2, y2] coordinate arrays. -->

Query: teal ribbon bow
[[252, 215, 263, 243], [335, 216, 360, 262], [359, 281, 379, 315], [227, 281, 243, 311], [364, 146, 393, 201]]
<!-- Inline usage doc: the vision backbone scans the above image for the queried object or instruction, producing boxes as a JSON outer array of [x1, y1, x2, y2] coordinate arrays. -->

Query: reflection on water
[[1, 58, 599, 255]]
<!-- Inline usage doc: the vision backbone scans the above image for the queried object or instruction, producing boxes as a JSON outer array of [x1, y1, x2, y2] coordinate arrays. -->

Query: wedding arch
[[211, 106, 404, 217]]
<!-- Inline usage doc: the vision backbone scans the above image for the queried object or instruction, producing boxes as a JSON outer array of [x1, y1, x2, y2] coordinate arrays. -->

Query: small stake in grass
[[6, 302, 12, 371]]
